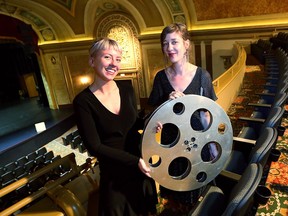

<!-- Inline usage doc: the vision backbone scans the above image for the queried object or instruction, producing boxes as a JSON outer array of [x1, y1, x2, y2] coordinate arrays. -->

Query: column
[[194, 41, 202, 67], [204, 40, 213, 77]]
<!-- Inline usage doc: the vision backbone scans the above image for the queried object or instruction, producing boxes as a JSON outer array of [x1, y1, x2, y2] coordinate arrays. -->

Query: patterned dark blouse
[[147, 67, 217, 204]]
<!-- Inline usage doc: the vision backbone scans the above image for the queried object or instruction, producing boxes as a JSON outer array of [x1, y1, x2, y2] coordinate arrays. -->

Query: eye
[[172, 41, 178, 45], [104, 55, 112, 60], [163, 42, 168, 47], [116, 58, 122, 63]]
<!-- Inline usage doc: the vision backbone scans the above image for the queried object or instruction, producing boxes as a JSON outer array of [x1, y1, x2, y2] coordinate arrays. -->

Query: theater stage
[[0, 97, 75, 166]]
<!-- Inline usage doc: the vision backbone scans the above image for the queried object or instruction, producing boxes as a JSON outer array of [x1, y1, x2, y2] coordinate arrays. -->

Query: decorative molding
[[52, 0, 75, 15], [0, 3, 57, 42], [18, 9, 46, 28], [165, 0, 183, 14], [164, 0, 186, 23]]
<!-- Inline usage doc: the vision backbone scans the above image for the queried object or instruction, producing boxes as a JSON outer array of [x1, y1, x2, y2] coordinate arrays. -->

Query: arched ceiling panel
[[1, 0, 288, 44], [0, 0, 81, 43], [31, 0, 87, 34], [126, 0, 164, 27], [191, 0, 288, 30], [193, 0, 288, 21]]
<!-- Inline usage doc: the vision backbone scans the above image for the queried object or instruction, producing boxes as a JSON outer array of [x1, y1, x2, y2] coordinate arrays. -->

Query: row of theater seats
[[0, 147, 56, 189], [0, 147, 70, 213], [189, 45, 287, 215], [270, 32, 288, 51], [62, 129, 88, 154], [0, 143, 99, 215], [251, 39, 272, 64]]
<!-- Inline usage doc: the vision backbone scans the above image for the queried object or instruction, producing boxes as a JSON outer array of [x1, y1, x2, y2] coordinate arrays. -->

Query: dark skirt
[[98, 174, 158, 216]]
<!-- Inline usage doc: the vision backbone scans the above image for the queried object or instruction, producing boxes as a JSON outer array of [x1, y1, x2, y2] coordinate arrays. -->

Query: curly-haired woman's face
[[162, 32, 189, 64]]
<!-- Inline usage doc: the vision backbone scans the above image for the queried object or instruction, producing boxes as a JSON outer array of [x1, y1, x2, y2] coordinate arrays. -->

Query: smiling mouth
[[106, 68, 117, 74]]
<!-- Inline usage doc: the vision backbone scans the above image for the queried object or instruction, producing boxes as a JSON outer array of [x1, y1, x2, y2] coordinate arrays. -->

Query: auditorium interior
[[0, 0, 288, 215]]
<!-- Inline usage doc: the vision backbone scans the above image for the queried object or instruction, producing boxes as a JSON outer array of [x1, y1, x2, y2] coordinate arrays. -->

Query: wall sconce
[[80, 76, 90, 85]]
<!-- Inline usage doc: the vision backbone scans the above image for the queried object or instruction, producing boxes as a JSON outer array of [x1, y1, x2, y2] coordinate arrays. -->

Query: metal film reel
[[141, 95, 233, 191]]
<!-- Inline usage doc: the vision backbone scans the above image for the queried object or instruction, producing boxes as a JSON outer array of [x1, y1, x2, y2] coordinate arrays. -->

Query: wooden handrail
[[213, 43, 247, 111]]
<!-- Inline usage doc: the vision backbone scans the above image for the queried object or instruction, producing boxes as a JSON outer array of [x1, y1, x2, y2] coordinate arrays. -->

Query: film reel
[[141, 95, 233, 191]]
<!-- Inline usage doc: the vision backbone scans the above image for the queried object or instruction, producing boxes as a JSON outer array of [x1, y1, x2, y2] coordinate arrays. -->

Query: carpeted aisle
[[256, 115, 288, 216]]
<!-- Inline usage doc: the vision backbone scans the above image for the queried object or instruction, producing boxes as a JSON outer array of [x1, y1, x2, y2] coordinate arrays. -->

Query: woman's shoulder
[[196, 67, 209, 75], [153, 69, 167, 81], [73, 87, 91, 104], [116, 80, 134, 92], [155, 68, 166, 76], [196, 67, 212, 80]]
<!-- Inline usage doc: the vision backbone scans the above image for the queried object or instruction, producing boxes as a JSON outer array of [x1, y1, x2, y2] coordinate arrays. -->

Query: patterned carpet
[[256, 116, 288, 216]]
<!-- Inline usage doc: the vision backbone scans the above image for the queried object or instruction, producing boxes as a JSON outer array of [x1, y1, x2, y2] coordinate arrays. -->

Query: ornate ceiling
[[1, 0, 288, 44]]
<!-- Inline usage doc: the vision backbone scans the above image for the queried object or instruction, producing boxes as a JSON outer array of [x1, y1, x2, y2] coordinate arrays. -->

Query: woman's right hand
[[138, 158, 151, 177]]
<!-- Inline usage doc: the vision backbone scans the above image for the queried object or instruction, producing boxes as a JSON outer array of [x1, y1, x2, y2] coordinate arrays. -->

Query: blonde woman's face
[[90, 48, 122, 81]]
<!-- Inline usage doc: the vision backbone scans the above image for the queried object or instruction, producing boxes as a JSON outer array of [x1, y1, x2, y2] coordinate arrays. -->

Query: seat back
[[222, 163, 263, 216], [271, 92, 288, 109], [248, 127, 278, 167], [262, 106, 285, 129]]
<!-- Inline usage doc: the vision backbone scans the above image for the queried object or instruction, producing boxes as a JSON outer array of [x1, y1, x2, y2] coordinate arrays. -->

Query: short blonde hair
[[89, 37, 122, 57]]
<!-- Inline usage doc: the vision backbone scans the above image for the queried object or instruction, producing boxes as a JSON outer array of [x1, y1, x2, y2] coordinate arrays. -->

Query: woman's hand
[[138, 158, 151, 177], [169, 91, 185, 99], [155, 121, 162, 133]]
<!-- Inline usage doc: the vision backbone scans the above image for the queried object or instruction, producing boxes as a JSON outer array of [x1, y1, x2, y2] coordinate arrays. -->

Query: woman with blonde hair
[[74, 38, 157, 216]]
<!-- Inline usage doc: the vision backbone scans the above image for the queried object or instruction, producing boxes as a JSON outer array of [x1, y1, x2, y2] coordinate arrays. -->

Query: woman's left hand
[[155, 122, 162, 133], [138, 158, 151, 177]]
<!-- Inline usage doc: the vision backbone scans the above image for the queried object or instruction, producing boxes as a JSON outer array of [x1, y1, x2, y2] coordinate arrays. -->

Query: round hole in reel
[[196, 172, 207, 183], [148, 155, 161, 168], [173, 102, 185, 115], [201, 142, 222, 163], [218, 122, 227, 134], [190, 108, 212, 132], [168, 157, 191, 180], [157, 123, 180, 148]]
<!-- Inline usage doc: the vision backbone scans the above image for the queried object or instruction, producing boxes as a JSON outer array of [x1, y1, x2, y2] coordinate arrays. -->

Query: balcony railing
[[213, 43, 247, 111]]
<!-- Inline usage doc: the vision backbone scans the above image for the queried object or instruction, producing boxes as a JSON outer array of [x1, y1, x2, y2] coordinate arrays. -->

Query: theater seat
[[223, 127, 278, 176], [237, 106, 285, 140], [248, 92, 288, 119], [189, 163, 265, 216]]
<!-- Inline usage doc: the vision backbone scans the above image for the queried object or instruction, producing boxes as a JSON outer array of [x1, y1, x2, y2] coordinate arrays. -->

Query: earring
[[186, 50, 190, 62], [89, 58, 94, 67]]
